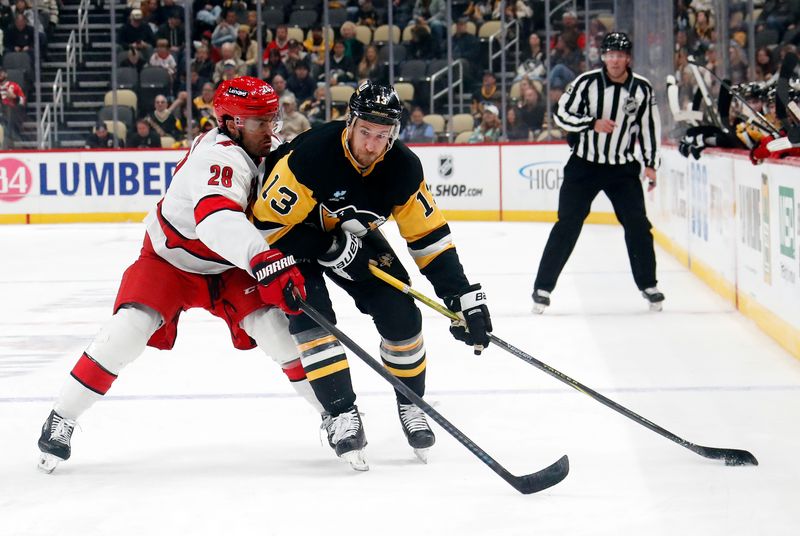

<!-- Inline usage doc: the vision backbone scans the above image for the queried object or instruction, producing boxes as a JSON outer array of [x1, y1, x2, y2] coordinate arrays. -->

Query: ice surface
[[1, 221, 798, 535]]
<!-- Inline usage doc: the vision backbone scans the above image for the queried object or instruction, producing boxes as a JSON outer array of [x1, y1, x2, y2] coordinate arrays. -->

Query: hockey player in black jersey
[[250, 81, 492, 470]]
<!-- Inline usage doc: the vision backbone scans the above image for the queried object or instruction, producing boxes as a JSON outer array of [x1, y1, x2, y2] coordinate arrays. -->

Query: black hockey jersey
[[250, 120, 470, 297]]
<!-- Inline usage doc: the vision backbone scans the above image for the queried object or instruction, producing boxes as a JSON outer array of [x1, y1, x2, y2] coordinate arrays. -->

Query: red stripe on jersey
[[70, 353, 118, 395], [194, 194, 243, 225], [282, 359, 307, 382], [156, 201, 232, 265], [217, 140, 236, 147]]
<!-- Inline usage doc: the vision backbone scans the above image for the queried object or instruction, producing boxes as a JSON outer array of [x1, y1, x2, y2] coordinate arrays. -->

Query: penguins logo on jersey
[[319, 203, 386, 236]]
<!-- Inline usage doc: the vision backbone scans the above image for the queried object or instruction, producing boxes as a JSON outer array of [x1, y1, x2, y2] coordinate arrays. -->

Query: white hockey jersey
[[144, 128, 281, 275]]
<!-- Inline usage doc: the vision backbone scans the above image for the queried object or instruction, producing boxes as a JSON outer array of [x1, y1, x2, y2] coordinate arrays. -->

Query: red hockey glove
[[250, 249, 306, 315], [750, 135, 775, 165]]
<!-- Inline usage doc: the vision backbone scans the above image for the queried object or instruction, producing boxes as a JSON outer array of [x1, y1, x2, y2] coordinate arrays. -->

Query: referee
[[532, 32, 665, 313]]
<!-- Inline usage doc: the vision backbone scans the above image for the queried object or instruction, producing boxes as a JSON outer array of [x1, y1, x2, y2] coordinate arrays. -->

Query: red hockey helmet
[[213, 76, 279, 126]]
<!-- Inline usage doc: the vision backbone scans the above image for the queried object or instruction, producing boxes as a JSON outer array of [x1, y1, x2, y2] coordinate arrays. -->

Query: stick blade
[[513, 455, 569, 494], [697, 446, 759, 466]]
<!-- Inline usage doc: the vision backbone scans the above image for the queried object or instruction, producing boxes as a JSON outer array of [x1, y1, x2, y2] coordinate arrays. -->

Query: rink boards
[[0, 143, 797, 358]]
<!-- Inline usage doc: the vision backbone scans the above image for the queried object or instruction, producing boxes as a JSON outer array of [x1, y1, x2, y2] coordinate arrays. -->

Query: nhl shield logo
[[438, 155, 454, 178]]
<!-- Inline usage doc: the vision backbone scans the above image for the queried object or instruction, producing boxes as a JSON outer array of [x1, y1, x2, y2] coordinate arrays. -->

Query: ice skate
[[531, 289, 551, 314], [641, 287, 665, 311], [398, 403, 435, 463], [37, 410, 76, 474], [323, 405, 368, 471]]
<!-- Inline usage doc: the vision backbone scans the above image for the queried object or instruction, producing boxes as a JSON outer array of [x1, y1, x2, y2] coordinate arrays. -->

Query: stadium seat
[[104, 89, 138, 114], [401, 25, 414, 43], [373, 25, 401, 45], [510, 81, 521, 100], [98, 105, 136, 129], [3, 52, 31, 76], [478, 20, 502, 40], [449, 113, 474, 134], [422, 113, 445, 136], [293, 0, 320, 9], [115, 67, 139, 91], [754, 29, 779, 49], [396, 59, 428, 83], [288, 9, 318, 29], [329, 85, 355, 104], [454, 131, 472, 143], [354, 25, 372, 45], [261, 8, 285, 28], [451, 21, 477, 35], [138, 67, 171, 114], [394, 82, 415, 102], [160, 135, 176, 148], [287, 27, 305, 42], [327, 8, 348, 28], [101, 120, 127, 141], [377, 43, 407, 65]]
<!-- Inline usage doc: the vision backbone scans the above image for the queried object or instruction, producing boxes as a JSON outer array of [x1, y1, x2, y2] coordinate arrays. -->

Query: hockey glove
[[749, 135, 775, 165], [318, 228, 375, 281], [250, 249, 306, 315], [444, 284, 492, 355]]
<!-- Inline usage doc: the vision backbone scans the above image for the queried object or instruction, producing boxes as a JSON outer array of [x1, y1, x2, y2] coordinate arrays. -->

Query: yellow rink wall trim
[[652, 228, 800, 359], [0, 213, 147, 224]]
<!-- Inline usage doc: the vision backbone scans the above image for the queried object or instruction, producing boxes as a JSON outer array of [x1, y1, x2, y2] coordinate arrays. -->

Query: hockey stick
[[295, 296, 570, 495], [687, 57, 781, 137], [368, 266, 759, 467]]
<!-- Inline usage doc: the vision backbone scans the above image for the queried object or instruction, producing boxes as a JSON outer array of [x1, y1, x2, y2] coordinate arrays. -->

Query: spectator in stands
[[392, 0, 415, 28], [284, 39, 308, 77], [452, 17, 481, 79], [547, 34, 582, 95], [149, 39, 178, 82], [234, 24, 258, 71], [279, 94, 311, 142], [140, 0, 159, 24], [463, 0, 492, 25], [264, 47, 289, 83], [213, 42, 247, 83], [400, 106, 435, 143], [120, 46, 145, 73], [505, 105, 529, 141], [329, 39, 357, 85], [84, 122, 120, 149], [119, 8, 155, 51], [407, 17, 436, 60], [145, 93, 185, 141], [155, 10, 185, 56], [757, 0, 800, 38], [287, 60, 316, 104], [468, 103, 501, 143], [4, 12, 34, 56], [270, 74, 293, 101], [304, 25, 328, 60], [755, 45, 777, 81], [555, 11, 586, 51], [211, 9, 239, 48], [190, 44, 215, 82], [220, 59, 240, 81], [516, 32, 546, 82], [411, 0, 446, 51], [340, 22, 364, 65], [192, 82, 216, 119], [517, 85, 545, 134], [195, 1, 222, 35], [688, 9, 713, 55], [357, 44, 384, 83], [729, 44, 749, 86], [471, 71, 503, 122], [357, 0, 379, 28], [0, 66, 25, 143], [127, 118, 161, 148], [245, 11, 260, 43], [12, 0, 46, 51], [267, 24, 291, 64]]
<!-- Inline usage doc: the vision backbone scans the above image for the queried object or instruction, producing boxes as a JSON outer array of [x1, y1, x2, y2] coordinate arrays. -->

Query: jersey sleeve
[[250, 151, 332, 259], [638, 81, 662, 169], [392, 180, 470, 298], [554, 73, 596, 133]]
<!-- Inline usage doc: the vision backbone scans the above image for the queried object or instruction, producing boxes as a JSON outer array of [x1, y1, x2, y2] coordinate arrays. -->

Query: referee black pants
[[534, 155, 657, 293]]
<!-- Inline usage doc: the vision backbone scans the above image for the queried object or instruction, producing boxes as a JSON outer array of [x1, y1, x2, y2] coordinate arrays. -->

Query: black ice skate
[[641, 287, 665, 312], [323, 405, 368, 471], [37, 410, 76, 474], [532, 289, 551, 314], [398, 403, 435, 463]]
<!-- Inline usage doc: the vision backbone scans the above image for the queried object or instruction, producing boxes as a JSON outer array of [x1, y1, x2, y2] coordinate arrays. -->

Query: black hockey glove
[[444, 284, 492, 355], [318, 228, 375, 281]]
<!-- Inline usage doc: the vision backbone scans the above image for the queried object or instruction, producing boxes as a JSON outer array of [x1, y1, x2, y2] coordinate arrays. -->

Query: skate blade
[[37, 453, 62, 474], [340, 449, 369, 472], [531, 303, 547, 314], [413, 447, 430, 464], [649, 301, 663, 312]]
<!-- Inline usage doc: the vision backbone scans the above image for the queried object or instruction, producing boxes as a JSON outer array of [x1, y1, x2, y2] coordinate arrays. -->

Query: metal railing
[[429, 60, 464, 116], [488, 19, 521, 73], [52, 69, 65, 130], [39, 104, 53, 149], [65, 30, 77, 101], [77, 0, 90, 62]]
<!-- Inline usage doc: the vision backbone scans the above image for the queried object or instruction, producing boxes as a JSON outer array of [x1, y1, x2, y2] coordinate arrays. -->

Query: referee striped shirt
[[554, 68, 661, 168]]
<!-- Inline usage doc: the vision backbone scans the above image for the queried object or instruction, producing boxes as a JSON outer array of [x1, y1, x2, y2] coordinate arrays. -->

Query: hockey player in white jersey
[[37, 76, 313, 473]]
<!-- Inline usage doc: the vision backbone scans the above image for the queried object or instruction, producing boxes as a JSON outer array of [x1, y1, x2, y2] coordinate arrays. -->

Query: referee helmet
[[600, 32, 633, 55]]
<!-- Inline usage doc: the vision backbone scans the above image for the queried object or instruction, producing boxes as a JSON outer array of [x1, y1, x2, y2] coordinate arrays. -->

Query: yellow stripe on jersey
[[384, 358, 427, 378], [305, 359, 350, 381], [411, 243, 456, 269], [393, 181, 447, 243], [251, 151, 318, 245]]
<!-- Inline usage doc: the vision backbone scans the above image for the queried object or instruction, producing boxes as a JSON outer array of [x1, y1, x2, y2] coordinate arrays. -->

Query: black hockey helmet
[[348, 80, 403, 127], [600, 32, 633, 54]]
